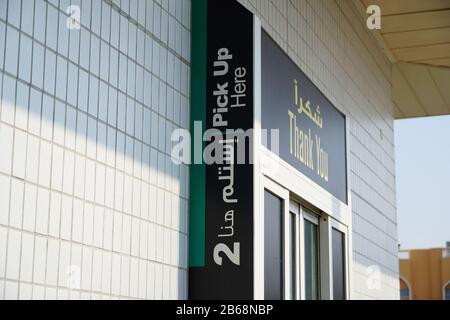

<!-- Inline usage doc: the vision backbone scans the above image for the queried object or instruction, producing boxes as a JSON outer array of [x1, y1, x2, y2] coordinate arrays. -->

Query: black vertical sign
[[189, 0, 254, 299]]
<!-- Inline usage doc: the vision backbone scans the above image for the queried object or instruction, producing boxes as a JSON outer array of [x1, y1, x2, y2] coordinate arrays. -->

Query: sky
[[395, 115, 450, 250]]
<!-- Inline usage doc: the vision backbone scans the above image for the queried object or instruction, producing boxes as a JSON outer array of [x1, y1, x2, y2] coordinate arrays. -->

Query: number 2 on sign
[[213, 242, 240, 265]]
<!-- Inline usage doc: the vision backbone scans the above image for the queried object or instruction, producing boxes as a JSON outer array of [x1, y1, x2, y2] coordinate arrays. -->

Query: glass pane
[[332, 228, 346, 300], [399, 279, 410, 300], [400, 288, 410, 300], [304, 219, 319, 300], [264, 190, 283, 300]]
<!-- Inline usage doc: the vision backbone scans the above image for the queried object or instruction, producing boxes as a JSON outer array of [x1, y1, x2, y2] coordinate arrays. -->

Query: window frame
[[302, 207, 320, 300], [290, 199, 322, 300], [443, 280, 450, 300], [329, 219, 350, 300], [262, 176, 291, 300], [261, 179, 351, 300]]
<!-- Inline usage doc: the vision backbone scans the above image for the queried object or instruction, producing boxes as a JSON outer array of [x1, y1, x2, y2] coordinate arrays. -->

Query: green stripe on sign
[[189, 0, 207, 268]]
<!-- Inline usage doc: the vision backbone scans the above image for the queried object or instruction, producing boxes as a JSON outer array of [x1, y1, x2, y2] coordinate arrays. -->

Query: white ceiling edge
[[393, 62, 450, 119]]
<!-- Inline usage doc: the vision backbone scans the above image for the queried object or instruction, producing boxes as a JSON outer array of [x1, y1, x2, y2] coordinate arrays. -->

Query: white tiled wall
[[238, 0, 399, 299], [1, 0, 399, 300], [0, 0, 190, 300]]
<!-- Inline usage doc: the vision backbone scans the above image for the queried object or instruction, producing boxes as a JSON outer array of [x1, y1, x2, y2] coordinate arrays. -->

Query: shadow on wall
[[0, 0, 190, 299]]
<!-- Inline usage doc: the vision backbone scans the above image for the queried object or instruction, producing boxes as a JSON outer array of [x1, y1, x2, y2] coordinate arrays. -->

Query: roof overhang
[[352, 0, 450, 119]]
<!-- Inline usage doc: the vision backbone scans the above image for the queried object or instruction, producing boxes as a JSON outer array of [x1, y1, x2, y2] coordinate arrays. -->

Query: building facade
[[0, 0, 400, 299], [399, 245, 450, 300]]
